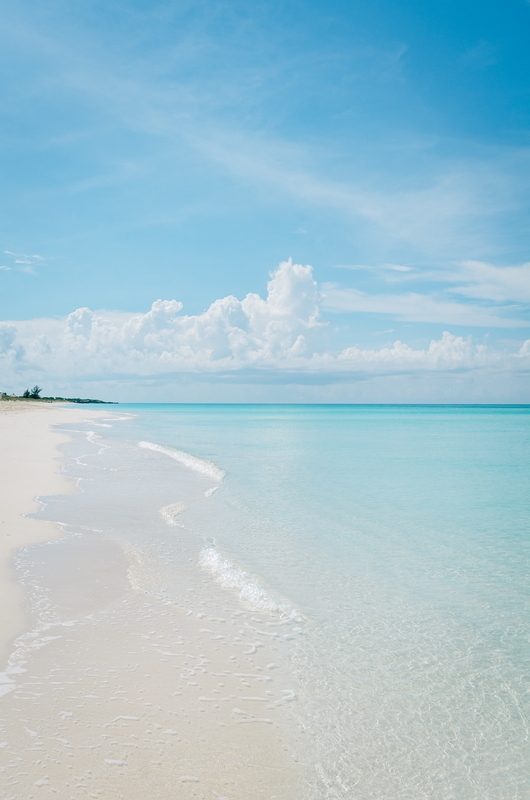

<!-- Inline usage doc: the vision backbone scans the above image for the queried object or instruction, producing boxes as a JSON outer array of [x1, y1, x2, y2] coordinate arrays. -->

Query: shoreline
[[0, 402, 107, 666], [0, 404, 303, 798]]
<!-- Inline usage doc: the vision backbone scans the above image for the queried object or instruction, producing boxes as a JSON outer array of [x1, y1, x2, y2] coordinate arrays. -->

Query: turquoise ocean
[[43, 404, 530, 797]]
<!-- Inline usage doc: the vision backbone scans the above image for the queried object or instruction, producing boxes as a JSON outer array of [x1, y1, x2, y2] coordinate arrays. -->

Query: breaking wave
[[138, 441, 225, 482], [159, 502, 187, 527], [199, 544, 296, 617]]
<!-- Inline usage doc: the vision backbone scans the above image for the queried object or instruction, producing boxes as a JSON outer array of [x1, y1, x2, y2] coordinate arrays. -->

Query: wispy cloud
[[449, 260, 530, 303], [332, 262, 421, 288], [189, 133, 523, 259], [461, 40, 499, 68], [321, 284, 528, 328], [3, 1, 529, 267], [2, 251, 46, 274], [334, 263, 414, 273]]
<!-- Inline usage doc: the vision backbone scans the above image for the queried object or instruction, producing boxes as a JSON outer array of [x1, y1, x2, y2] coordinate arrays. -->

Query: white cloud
[[339, 331, 489, 370], [321, 285, 527, 327], [8, 4, 528, 251], [451, 260, 530, 303], [2, 250, 46, 274], [194, 136, 496, 256], [383, 263, 413, 273], [1, 261, 529, 392], [334, 263, 413, 273], [0, 323, 18, 354], [3, 1, 530, 275]]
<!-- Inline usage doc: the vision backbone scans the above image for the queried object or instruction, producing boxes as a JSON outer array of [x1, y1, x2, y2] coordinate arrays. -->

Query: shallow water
[[2, 404, 530, 799], [103, 404, 530, 799]]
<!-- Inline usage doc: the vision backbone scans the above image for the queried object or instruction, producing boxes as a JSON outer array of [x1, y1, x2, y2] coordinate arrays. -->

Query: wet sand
[[0, 402, 106, 665]]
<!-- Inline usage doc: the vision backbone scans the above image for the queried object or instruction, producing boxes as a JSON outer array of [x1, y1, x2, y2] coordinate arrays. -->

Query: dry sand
[[0, 402, 303, 799]]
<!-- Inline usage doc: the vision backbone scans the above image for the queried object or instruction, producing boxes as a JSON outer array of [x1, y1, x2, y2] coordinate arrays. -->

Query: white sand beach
[[0, 402, 107, 665], [0, 402, 301, 799]]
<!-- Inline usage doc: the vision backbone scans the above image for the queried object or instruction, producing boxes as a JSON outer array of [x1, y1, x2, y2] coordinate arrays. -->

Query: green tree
[[30, 385, 42, 398], [23, 389, 30, 398]]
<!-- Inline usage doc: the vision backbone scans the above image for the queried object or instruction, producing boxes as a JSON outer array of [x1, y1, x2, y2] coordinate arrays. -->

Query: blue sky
[[1, 0, 530, 401]]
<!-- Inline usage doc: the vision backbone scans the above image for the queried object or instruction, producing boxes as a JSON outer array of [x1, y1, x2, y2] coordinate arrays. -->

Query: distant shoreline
[[1, 395, 118, 404]]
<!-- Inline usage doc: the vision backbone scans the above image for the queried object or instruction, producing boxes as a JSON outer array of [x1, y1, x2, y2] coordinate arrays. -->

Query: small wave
[[123, 544, 158, 594], [86, 414, 136, 422], [139, 441, 225, 482], [199, 545, 292, 614], [159, 502, 187, 527], [0, 620, 76, 698]]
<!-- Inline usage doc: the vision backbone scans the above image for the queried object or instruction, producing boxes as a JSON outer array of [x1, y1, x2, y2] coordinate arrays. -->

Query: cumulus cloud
[[1, 260, 529, 390], [0, 323, 18, 354], [339, 332, 490, 370], [53, 260, 320, 371]]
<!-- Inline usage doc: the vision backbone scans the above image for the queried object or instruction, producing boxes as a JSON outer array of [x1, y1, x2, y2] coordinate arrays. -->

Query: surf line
[[138, 441, 225, 483]]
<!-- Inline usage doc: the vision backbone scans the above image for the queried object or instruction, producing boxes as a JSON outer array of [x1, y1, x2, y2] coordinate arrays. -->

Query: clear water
[[51, 405, 530, 797]]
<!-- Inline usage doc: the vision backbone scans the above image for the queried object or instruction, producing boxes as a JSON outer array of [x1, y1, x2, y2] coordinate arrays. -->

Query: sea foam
[[138, 441, 225, 482], [199, 545, 293, 615], [159, 502, 187, 527]]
